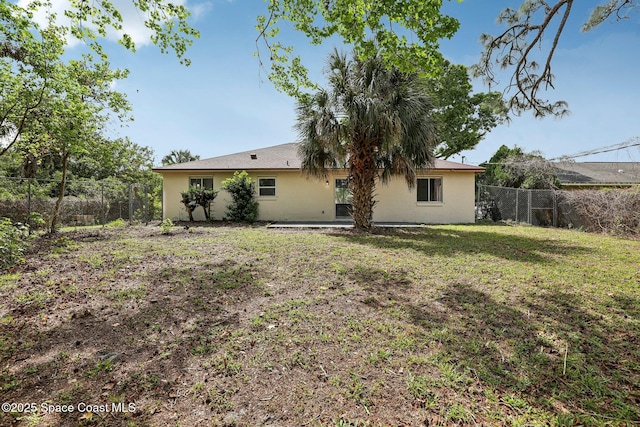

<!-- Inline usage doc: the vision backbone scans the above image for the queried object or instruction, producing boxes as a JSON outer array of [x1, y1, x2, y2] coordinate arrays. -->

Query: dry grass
[[0, 223, 639, 426]]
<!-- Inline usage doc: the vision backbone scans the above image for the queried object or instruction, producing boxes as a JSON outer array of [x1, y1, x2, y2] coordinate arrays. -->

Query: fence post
[[476, 184, 480, 222], [553, 190, 558, 227], [27, 179, 32, 233], [101, 181, 105, 226], [144, 184, 150, 224], [527, 189, 532, 224], [515, 189, 519, 223], [128, 184, 133, 224]]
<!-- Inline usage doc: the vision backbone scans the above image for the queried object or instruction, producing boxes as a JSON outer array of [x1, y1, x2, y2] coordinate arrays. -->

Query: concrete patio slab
[[266, 221, 428, 228]]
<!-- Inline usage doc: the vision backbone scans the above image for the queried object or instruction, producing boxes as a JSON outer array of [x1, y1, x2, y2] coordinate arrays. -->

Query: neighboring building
[[554, 162, 640, 189], [153, 143, 484, 224]]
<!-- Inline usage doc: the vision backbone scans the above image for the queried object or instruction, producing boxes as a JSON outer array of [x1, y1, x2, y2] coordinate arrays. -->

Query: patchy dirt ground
[[0, 224, 639, 426]]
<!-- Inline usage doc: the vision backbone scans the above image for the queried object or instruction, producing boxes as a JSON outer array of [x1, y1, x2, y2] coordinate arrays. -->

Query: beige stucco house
[[153, 143, 484, 224]]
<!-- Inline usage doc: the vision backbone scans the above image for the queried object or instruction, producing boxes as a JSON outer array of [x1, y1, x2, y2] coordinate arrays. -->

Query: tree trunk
[[349, 140, 378, 230], [181, 193, 195, 221], [50, 150, 69, 233]]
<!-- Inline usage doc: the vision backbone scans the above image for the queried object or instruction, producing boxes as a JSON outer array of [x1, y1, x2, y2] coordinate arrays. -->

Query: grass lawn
[[0, 223, 639, 426]]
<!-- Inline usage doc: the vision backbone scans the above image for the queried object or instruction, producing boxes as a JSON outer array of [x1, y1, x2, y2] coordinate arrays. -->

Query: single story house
[[553, 162, 640, 189], [153, 143, 484, 224]]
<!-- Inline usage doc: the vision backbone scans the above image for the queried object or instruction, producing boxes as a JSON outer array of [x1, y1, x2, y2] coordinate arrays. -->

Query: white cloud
[[17, 0, 80, 47], [190, 2, 214, 21]]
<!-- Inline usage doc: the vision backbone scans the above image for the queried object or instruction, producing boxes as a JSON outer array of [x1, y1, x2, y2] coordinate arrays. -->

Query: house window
[[259, 178, 276, 196], [189, 177, 213, 189], [417, 178, 443, 202]]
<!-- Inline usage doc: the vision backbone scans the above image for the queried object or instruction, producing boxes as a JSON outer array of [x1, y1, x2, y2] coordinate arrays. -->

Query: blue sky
[[61, 0, 640, 165]]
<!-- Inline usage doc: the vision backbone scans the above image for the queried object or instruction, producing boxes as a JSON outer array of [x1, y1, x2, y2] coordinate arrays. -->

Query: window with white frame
[[258, 178, 276, 196], [417, 177, 443, 202], [189, 177, 213, 190]]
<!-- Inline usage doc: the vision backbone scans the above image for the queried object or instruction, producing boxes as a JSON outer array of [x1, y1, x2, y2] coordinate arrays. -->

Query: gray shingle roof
[[554, 162, 640, 185], [154, 143, 301, 171], [153, 143, 484, 172]]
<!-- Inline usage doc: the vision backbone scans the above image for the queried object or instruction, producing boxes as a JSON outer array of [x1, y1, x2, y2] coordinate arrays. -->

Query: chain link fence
[[0, 177, 160, 229], [477, 184, 597, 230]]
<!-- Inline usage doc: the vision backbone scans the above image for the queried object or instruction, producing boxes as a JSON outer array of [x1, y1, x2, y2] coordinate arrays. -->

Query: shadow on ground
[[349, 262, 640, 424], [332, 224, 592, 264]]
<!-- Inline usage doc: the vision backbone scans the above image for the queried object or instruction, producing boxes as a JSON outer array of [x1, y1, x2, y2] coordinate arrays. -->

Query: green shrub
[[221, 171, 259, 223], [160, 218, 174, 235], [180, 187, 218, 221], [0, 217, 30, 270], [105, 218, 126, 227], [29, 212, 46, 229]]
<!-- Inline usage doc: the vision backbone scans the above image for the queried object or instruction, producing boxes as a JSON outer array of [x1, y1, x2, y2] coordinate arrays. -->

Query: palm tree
[[295, 50, 436, 230], [161, 149, 200, 165]]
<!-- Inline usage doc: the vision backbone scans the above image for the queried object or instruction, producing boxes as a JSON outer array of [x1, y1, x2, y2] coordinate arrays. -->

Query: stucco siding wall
[[373, 172, 477, 224], [255, 171, 334, 221], [159, 170, 477, 223], [160, 171, 336, 222], [161, 171, 192, 221]]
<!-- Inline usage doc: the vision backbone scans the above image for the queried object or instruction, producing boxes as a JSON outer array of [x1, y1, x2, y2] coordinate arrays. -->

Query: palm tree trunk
[[349, 141, 377, 230]]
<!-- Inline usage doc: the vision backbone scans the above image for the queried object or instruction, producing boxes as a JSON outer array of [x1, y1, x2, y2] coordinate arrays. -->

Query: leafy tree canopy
[[162, 149, 200, 165], [1, 0, 175, 230], [15, 0, 199, 64], [29, 55, 133, 231], [473, 0, 639, 117], [1, 2, 66, 156], [481, 145, 560, 189], [256, 0, 460, 99], [70, 137, 157, 183], [427, 60, 508, 159]]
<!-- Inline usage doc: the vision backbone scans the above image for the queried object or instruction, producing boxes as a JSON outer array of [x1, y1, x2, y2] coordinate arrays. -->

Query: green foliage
[[256, 0, 460, 99], [1, 1, 170, 227], [87, 360, 115, 376], [66, 137, 162, 221], [68, 137, 154, 183], [1, 139, 162, 225], [427, 60, 508, 159], [0, 2, 66, 157], [582, 1, 639, 31], [3, 40, 134, 231], [406, 371, 435, 402], [27, 0, 198, 65], [180, 186, 218, 221], [0, 217, 30, 270], [480, 145, 525, 186], [161, 150, 200, 166], [0, 151, 22, 177], [105, 218, 126, 228], [480, 145, 560, 189], [40, 55, 132, 232], [160, 218, 174, 235], [221, 171, 259, 223], [28, 212, 45, 230]]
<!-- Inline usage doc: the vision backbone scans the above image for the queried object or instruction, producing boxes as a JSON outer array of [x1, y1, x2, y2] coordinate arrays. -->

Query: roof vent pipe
[[250, 154, 257, 160]]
